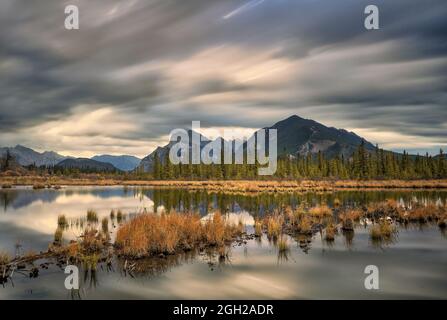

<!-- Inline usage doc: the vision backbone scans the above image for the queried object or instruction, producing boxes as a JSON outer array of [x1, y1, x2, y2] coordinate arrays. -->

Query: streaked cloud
[[0, 0, 446, 156], [223, 0, 265, 20]]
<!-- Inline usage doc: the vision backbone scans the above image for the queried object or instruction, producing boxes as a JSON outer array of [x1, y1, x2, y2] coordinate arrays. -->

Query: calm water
[[1, 186, 446, 299]]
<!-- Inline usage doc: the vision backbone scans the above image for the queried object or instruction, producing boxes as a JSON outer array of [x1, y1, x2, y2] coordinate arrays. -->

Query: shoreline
[[2, 177, 447, 192]]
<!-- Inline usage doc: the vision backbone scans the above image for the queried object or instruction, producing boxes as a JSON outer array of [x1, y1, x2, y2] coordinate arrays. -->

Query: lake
[[1, 186, 446, 299]]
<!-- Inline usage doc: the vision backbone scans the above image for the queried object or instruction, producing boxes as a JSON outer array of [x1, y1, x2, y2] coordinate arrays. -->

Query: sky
[[0, 0, 446, 158]]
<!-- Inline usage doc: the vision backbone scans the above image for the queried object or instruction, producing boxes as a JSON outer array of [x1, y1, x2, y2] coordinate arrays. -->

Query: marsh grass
[[117, 210, 124, 223], [370, 221, 397, 242], [309, 205, 333, 218], [115, 211, 243, 258], [32, 183, 45, 190], [266, 216, 282, 240], [297, 216, 312, 234], [101, 217, 109, 234], [54, 228, 63, 244], [325, 223, 337, 242], [333, 198, 341, 208], [277, 235, 289, 253], [57, 215, 68, 228], [339, 209, 362, 231], [254, 219, 263, 237], [0, 251, 10, 265], [87, 210, 98, 223]]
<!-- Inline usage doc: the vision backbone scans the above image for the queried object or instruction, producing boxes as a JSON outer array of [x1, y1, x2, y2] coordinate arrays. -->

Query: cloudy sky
[[0, 0, 446, 158]]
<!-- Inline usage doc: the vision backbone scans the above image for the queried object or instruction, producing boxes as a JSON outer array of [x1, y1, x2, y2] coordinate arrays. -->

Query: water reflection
[[0, 187, 447, 299]]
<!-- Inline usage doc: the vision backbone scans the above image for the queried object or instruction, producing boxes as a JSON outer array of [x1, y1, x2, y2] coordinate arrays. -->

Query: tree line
[[2, 142, 446, 180], [140, 141, 447, 180]]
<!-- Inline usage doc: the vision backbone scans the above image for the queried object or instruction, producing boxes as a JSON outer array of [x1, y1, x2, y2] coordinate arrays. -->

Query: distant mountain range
[[0, 145, 68, 167], [2, 115, 442, 174], [91, 155, 141, 171], [0, 146, 141, 171], [138, 115, 377, 172]]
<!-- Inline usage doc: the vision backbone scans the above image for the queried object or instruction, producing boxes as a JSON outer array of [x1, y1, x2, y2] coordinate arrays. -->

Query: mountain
[[91, 155, 141, 171], [0, 145, 68, 167], [267, 115, 376, 158], [138, 130, 211, 172], [55, 158, 119, 172], [138, 115, 377, 173]]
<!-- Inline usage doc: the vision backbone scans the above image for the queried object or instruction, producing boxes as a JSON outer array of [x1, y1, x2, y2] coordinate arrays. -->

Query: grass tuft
[[0, 251, 10, 265], [309, 205, 333, 218], [115, 211, 242, 258], [325, 223, 337, 241], [87, 210, 98, 223], [57, 215, 68, 228], [277, 236, 289, 253], [266, 216, 282, 240]]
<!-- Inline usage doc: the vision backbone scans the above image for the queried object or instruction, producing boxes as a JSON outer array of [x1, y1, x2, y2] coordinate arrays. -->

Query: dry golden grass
[[81, 228, 107, 253], [370, 221, 397, 241], [339, 209, 362, 231], [325, 223, 337, 241], [115, 211, 242, 258], [0, 251, 10, 265], [277, 236, 289, 253], [265, 216, 282, 240], [254, 219, 263, 237], [309, 205, 333, 218], [291, 206, 306, 225], [3, 176, 447, 193], [297, 216, 312, 234]]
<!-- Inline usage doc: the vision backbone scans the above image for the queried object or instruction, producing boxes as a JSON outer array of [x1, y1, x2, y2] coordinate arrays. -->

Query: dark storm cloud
[[0, 0, 446, 155]]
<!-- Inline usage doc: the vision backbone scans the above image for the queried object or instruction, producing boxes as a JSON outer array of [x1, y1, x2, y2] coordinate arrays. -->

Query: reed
[[309, 205, 333, 218], [87, 210, 98, 223], [370, 221, 397, 241], [101, 217, 109, 234], [254, 219, 263, 237], [266, 216, 282, 240], [115, 211, 242, 258], [0, 251, 10, 265], [117, 210, 124, 223], [325, 223, 337, 241], [297, 216, 312, 234], [54, 228, 63, 244], [57, 214, 68, 228], [277, 236, 289, 253], [339, 209, 362, 231]]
